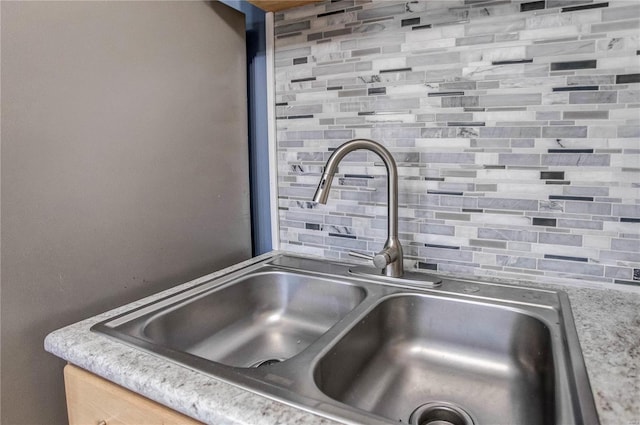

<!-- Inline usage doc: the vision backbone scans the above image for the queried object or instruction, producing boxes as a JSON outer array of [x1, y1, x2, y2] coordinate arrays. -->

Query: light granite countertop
[[45, 251, 640, 425]]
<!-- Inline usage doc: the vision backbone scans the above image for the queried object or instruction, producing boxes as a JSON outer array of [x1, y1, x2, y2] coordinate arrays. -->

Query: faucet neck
[[318, 139, 399, 239], [313, 139, 403, 277]]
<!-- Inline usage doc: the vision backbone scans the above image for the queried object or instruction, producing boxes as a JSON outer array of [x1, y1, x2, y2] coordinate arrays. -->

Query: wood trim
[[247, 0, 321, 12], [64, 364, 203, 425]]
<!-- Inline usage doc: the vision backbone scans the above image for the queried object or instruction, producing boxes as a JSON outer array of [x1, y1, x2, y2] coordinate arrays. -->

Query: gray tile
[[541, 154, 610, 167], [479, 94, 541, 107], [466, 19, 525, 36], [498, 154, 540, 166], [284, 104, 324, 115], [421, 153, 476, 164], [478, 228, 538, 242], [496, 255, 537, 269], [619, 90, 640, 104], [478, 198, 539, 211], [480, 127, 541, 138], [356, 61, 373, 72], [352, 47, 381, 57], [537, 111, 562, 120], [297, 152, 325, 161], [557, 219, 603, 230], [356, 3, 406, 20], [569, 91, 617, 104], [339, 89, 367, 97], [419, 223, 456, 236], [564, 186, 609, 197], [275, 21, 310, 35], [371, 127, 422, 139], [420, 247, 474, 262], [441, 82, 478, 90], [279, 186, 316, 198], [591, 19, 640, 34], [283, 130, 324, 140], [527, 40, 595, 58], [546, 0, 593, 7], [299, 233, 325, 244], [285, 210, 322, 222], [602, 5, 640, 22], [565, 201, 612, 215], [435, 212, 471, 221], [468, 238, 506, 249], [440, 196, 479, 209], [324, 129, 354, 139], [538, 259, 603, 277], [605, 266, 632, 280], [567, 75, 614, 86], [476, 184, 497, 192], [613, 204, 640, 218], [539, 232, 582, 246], [441, 170, 478, 178], [325, 235, 367, 250], [407, 52, 461, 67], [312, 63, 355, 77], [619, 125, 640, 138], [374, 98, 422, 110], [600, 250, 640, 262], [276, 47, 312, 60], [442, 96, 480, 108], [324, 215, 352, 226], [611, 238, 640, 252], [563, 111, 609, 120], [542, 126, 587, 138], [436, 113, 474, 121], [456, 34, 495, 46]]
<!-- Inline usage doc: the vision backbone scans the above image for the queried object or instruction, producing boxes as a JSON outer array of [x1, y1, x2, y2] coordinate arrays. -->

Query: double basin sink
[[92, 254, 598, 425]]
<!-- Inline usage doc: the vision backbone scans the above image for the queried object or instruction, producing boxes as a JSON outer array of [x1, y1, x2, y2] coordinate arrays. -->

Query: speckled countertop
[[45, 251, 640, 425]]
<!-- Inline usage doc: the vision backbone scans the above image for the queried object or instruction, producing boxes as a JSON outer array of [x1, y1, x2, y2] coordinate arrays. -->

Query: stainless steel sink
[[93, 254, 599, 425], [315, 295, 555, 425], [106, 270, 365, 368]]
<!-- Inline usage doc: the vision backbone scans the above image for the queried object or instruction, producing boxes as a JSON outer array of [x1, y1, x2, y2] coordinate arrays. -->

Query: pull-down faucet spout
[[313, 139, 404, 278]]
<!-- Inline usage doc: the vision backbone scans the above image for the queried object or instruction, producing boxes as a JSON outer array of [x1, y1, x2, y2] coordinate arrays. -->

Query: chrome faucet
[[313, 139, 404, 278]]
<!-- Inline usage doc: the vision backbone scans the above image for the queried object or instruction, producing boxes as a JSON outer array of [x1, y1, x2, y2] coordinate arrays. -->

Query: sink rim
[[311, 292, 560, 424], [91, 253, 599, 425]]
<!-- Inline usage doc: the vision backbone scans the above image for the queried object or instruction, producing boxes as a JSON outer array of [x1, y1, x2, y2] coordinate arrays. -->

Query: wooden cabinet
[[64, 364, 202, 425], [248, 0, 321, 12]]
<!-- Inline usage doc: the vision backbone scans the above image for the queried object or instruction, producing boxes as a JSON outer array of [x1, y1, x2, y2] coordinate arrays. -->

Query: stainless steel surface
[[348, 265, 442, 287], [349, 251, 393, 270], [314, 295, 553, 424], [93, 253, 599, 425], [409, 402, 475, 425], [110, 271, 365, 368], [313, 139, 404, 278]]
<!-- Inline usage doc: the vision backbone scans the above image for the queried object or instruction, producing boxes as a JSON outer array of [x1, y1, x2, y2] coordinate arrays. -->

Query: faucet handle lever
[[348, 251, 390, 269], [348, 251, 373, 261]]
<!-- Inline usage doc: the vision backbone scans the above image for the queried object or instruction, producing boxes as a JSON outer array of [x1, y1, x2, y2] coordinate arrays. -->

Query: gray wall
[[273, 0, 640, 289], [1, 2, 251, 424]]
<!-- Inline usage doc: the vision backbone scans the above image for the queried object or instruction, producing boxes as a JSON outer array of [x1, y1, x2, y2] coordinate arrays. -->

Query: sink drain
[[409, 402, 475, 425], [251, 358, 283, 368]]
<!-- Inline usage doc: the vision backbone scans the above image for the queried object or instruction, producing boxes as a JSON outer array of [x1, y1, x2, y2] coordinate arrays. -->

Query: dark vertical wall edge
[[221, 0, 272, 256]]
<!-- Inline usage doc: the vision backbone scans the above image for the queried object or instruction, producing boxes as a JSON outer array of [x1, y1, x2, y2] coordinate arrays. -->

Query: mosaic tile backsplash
[[273, 0, 640, 288]]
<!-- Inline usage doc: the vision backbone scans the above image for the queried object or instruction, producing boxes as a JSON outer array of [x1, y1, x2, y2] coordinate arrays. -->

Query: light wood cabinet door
[[64, 364, 202, 425]]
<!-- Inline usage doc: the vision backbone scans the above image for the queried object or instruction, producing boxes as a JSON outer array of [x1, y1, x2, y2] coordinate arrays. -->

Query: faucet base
[[348, 266, 442, 288]]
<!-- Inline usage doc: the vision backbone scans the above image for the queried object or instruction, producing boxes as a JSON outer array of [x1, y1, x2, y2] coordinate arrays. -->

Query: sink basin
[[314, 295, 554, 425], [93, 254, 599, 425], [108, 270, 365, 367]]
